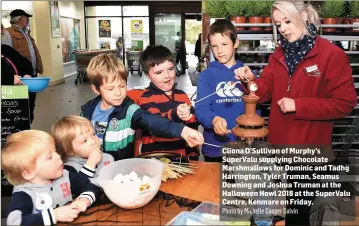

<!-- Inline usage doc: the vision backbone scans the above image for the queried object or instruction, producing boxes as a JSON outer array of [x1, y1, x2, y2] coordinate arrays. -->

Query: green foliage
[[206, 1, 227, 18], [243, 1, 268, 17], [349, 1, 359, 18], [342, 1, 351, 17], [261, 1, 274, 17], [185, 20, 202, 44], [225, 1, 246, 17], [319, 0, 345, 18]]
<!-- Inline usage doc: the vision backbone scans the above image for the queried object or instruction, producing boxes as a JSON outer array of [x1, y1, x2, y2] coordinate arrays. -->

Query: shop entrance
[[154, 13, 185, 75]]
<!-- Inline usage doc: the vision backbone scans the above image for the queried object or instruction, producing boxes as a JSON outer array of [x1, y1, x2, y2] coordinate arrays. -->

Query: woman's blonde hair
[[1, 130, 55, 186], [271, 0, 321, 41], [51, 115, 94, 161]]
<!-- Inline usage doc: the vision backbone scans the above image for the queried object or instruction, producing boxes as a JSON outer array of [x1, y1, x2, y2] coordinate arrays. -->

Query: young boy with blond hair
[[127, 45, 199, 160], [2, 130, 101, 226], [51, 115, 114, 178], [81, 53, 203, 161], [195, 19, 247, 162]]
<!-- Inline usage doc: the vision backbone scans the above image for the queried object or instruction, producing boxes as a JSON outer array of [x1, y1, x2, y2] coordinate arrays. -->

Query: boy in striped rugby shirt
[[127, 45, 200, 160]]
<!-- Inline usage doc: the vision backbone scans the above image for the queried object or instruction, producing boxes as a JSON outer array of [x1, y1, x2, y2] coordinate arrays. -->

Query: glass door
[[154, 13, 184, 74]]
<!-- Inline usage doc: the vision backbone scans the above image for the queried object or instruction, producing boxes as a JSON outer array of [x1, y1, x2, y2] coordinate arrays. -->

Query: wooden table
[[60, 193, 197, 226], [64, 161, 359, 226], [63, 162, 220, 225], [160, 161, 221, 204]]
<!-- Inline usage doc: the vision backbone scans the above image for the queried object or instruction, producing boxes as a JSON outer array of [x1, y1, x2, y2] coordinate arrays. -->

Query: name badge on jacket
[[304, 64, 321, 77]]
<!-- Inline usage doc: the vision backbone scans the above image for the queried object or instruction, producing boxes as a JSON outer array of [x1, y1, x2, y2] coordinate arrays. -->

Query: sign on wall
[[98, 20, 111, 38], [50, 1, 60, 38], [131, 20, 143, 34]]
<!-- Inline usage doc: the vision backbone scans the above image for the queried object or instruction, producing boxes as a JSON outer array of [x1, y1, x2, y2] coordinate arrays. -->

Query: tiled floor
[[32, 71, 198, 132]]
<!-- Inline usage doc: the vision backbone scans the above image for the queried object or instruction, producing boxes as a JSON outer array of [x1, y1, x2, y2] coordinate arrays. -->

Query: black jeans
[[29, 92, 36, 123]]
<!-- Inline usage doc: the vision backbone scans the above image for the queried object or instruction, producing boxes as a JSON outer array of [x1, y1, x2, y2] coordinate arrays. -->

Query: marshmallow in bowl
[[113, 171, 150, 183], [142, 175, 151, 182], [129, 171, 138, 181]]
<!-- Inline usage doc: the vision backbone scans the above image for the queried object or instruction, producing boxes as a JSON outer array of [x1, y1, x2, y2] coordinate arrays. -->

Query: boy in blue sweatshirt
[[195, 19, 246, 162]]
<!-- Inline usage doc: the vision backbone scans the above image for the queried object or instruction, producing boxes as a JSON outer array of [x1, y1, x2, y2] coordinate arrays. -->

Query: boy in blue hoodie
[[195, 19, 246, 162]]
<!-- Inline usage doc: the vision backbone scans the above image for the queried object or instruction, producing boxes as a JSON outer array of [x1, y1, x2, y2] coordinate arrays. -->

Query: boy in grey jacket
[[2, 130, 101, 226], [51, 115, 114, 178]]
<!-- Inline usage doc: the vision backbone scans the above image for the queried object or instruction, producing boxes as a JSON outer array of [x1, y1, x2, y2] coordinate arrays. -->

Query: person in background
[[194, 33, 202, 62], [195, 19, 247, 162], [116, 36, 123, 61], [1, 24, 13, 47], [234, 1, 357, 225], [2, 24, 33, 86], [7, 9, 43, 124]]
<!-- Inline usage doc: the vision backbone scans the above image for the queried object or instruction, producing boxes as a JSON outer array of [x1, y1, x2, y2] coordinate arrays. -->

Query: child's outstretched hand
[[53, 203, 80, 222], [181, 126, 204, 147], [177, 103, 193, 121], [72, 198, 91, 212], [212, 116, 231, 135], [86, 150, 102, 168]]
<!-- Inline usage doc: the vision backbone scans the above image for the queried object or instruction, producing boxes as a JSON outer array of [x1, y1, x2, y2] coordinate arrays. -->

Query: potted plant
[[319, 0, 345, 32], [244, 1, 267, 31], [349, 1, 359, 32], [225, 1, 247, 31], [206, 1, 227, 19], [261, 1, 274, 31]]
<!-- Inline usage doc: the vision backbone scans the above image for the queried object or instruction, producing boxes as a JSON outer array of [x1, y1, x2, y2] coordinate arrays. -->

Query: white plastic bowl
[[96, 158, 163, 209]]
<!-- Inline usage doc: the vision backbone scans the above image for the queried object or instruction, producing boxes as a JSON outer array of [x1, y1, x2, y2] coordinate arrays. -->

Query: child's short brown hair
[[51, 115, 94, 161], [86, 53, 127, 90], [1, 130, 55, 186], [208, 19, 237, 45], [139, 45, 175, 74]]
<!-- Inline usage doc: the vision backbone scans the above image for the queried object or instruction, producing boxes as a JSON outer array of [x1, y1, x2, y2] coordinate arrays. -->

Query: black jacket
[[1, 44, 33, 85]]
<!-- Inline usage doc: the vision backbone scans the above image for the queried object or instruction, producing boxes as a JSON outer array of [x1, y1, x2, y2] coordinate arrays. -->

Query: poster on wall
[[98, 20, 111, 38], [50, 1, 60, 38], [131, 20, 143, 34], [99, 42, 111, 49], [61, 17, 81, 63]]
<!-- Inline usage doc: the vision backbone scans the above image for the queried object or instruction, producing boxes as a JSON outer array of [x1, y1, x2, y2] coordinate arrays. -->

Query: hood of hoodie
[[208, 60, 244, 71]]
